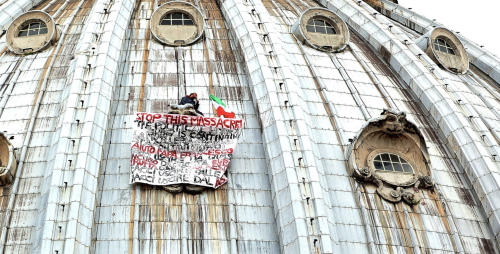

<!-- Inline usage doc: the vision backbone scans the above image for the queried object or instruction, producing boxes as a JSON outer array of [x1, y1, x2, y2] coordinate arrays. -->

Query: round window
[[373, 153, 413, 173], [6, 11, 58, 54], [291, 8, 349, 52], [151, 2, 204, 46]]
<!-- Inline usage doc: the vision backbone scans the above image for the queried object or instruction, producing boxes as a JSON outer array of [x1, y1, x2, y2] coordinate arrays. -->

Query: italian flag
[[210, 94, 235, 118]]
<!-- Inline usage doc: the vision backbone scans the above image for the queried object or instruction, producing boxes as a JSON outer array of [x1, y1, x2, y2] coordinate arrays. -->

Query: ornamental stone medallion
[[348, 109, 434, 205]]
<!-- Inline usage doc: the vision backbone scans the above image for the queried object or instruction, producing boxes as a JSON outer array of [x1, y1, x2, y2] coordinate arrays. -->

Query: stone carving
[[370, 109, 419, 135], [162, 104, 206, 194], [0, 132, 17, 186], [349, 109, 434, 205], [354, 167, 433, 204]]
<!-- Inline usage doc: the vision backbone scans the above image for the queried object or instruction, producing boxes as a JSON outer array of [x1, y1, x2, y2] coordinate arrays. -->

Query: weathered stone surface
[[350, 109, 434, 205], [0, 0, 497, 253]]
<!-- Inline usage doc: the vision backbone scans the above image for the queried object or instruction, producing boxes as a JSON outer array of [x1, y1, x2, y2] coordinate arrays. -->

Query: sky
[[397, 0, 500, 57]]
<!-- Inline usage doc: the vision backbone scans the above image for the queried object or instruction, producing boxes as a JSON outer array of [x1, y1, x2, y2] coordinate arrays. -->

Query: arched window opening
[[306, 19, 336, 34], [160, 13, 194, 26], [18, 22, 48, 37], [433, 38, 455, 55], [373, 153, 413, 173]]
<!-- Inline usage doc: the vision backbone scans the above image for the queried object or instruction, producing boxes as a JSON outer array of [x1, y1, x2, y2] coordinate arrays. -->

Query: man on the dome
[[179, 93, 203, 115]]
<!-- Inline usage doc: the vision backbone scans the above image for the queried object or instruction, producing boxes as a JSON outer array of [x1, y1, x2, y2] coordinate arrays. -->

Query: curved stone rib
[[0, 0, 45, 30], [376, 0, 500, 86], [32, 0, 136, 253], [220, 0, 338, 252], [324, 0, 500, 246]]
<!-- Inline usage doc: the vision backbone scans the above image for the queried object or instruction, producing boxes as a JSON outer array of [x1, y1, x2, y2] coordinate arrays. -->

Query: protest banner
[[130, 113, 244, 189]]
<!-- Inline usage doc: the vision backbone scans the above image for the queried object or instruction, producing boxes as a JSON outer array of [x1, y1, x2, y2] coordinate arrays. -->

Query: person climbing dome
[[179, 93, 203, 115]]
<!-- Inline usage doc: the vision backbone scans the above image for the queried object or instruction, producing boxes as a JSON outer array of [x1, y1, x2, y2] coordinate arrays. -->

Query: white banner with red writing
[[130, 113, 244, 189]]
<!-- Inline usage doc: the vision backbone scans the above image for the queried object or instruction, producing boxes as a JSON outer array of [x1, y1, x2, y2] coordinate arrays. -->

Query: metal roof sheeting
[[0, 0, 498, 253]]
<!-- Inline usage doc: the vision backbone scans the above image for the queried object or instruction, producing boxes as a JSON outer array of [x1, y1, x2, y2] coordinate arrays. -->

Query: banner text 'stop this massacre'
[[130, 113, 244, 189], [135, 113, 244, 129]]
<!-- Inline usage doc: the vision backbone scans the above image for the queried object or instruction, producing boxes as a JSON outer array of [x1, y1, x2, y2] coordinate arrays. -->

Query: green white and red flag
[[210, 94, 235, 118]]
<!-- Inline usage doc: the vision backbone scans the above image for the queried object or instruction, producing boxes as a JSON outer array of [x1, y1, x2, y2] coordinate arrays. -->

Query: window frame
[[433, 38, 456, 55], [372, 152, 414, 173], [160, 12, 195, 26], [17, 22, 48, 37], [305, 19, 336, 34]]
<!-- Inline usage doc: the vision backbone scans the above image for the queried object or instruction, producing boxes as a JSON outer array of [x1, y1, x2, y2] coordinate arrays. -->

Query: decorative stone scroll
[[0, 132, 17, 186], [130, 105, 244, 194], [348, 109, 434, 205]]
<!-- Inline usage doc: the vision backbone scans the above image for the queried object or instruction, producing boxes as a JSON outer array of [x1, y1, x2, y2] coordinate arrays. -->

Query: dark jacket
[[179, 96, 199, 110]]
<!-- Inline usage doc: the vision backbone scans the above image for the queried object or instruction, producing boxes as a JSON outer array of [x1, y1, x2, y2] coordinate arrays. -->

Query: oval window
[[373, 153, 413, 173], [18, 22, 48, 37]]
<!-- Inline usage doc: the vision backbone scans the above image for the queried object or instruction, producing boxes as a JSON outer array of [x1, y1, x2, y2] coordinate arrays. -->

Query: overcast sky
[[398, 0, 500, 57]]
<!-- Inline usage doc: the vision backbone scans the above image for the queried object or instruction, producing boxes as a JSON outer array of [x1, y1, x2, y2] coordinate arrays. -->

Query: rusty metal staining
[[363, 0, 383, 9], [254, 0, 500, 251], [0, 0, 100, 252], [350, 109, 434, 205], [379, 44, 392, 63], [0, 0, 498, 253], [91, 0, 278, 252], [340, 0, 496, 252]]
